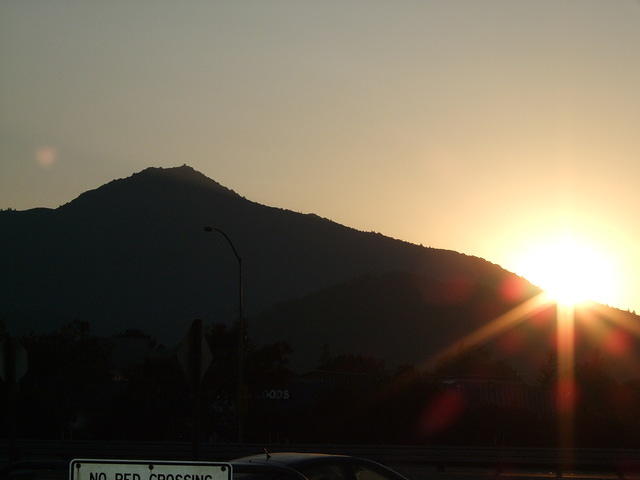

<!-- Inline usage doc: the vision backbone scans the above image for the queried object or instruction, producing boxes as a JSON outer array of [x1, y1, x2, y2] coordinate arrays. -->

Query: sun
[[512, 233, 620, 307]]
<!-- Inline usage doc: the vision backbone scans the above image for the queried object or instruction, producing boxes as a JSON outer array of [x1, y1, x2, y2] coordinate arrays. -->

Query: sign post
[[177, 319, 212, 460]]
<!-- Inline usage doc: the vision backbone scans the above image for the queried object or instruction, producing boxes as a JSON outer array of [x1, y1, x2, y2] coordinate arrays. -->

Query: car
[[0, 460, 68, 480], [231, 452, 410, 480]]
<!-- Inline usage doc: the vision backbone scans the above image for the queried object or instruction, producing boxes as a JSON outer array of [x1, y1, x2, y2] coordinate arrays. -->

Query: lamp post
[[203, 226, 245, 442]]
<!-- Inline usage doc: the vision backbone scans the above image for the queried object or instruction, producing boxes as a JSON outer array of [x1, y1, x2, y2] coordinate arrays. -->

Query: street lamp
[[203, 226, 245, 442]]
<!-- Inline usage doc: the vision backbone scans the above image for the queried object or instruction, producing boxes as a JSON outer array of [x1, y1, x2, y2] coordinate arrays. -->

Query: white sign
[[70, 460, 232, 480]]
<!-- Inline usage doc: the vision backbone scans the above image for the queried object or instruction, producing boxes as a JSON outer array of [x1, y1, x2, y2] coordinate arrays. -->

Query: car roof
[[231, 453, 408, 480], [0, 460, 69, 480], [233, 452, 349, 467]]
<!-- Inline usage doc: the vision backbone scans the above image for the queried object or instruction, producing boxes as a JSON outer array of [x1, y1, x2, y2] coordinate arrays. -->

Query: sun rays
[[556, 303, 576, 453], [415, 284, 639, 452], [419, 292, 552, 372]]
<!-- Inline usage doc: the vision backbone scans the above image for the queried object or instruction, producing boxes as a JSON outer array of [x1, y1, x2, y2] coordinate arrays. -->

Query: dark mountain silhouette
[[254, 271, 640, 378], [2, 165, 638, 375], [253, 270, 534, 372]]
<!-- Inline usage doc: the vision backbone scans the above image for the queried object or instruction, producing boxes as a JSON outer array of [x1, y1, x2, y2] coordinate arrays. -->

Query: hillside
[[0, 166, 575, 364], [254, 272, 640, 378]]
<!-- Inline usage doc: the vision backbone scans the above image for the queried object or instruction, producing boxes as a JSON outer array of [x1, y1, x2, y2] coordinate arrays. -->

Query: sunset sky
[[2, 1, 639, 313]]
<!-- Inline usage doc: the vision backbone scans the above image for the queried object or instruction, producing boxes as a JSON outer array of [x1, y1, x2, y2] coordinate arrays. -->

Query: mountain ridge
[[57, 165, 242, 211], [5, 164, 633, 376]]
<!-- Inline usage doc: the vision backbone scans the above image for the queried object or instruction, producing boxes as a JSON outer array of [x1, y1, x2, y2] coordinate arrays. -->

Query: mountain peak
[[59, 165, 241, 210], [132, 165, 239, 197]]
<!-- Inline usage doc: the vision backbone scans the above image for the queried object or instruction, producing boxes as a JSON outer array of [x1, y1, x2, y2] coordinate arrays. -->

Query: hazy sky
[[2, 1, 640, 312]]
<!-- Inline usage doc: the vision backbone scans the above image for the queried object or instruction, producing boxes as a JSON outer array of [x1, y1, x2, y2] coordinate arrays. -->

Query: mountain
[[253, 270, 537, 372], [254, 271, 640, 379], [3, 165, 637, 376]]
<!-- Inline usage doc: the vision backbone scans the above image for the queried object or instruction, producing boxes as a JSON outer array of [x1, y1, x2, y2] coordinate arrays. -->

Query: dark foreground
[[3, 442, 640, 480]]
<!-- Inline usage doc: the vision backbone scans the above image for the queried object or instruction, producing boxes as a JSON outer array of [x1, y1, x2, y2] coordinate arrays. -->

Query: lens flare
[[36, 146, 57, 168], [419, 389, 465, 436]]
